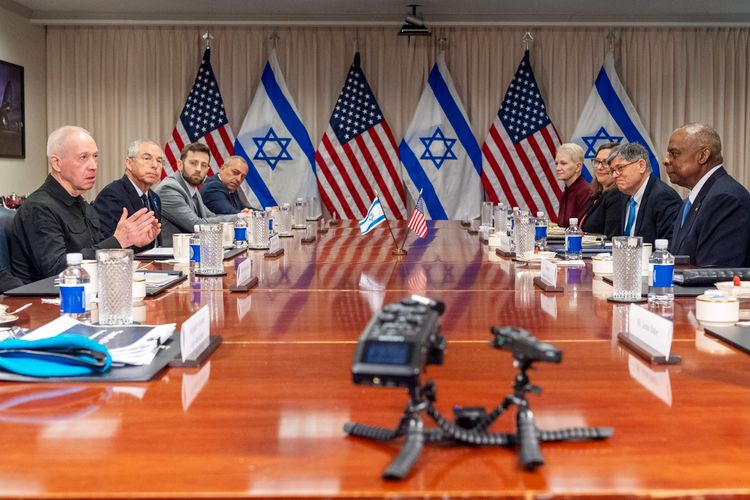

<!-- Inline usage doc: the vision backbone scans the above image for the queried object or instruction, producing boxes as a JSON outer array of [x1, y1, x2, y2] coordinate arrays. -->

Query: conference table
[[0, 221, 749, 498]]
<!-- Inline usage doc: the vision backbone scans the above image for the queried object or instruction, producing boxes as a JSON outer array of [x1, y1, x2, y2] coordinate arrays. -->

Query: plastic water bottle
[[565, 218, 583, 260], [505, 206, 515, 237], [58, 252, 91, 322], [534, 211, 547, 251], [233, 217, 248, 248], [648, 239, 674, 304], [190, 225, 201, 272]]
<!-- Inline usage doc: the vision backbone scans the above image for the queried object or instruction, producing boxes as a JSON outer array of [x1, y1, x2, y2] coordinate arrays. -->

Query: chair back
[[0, 207, 15, 268]]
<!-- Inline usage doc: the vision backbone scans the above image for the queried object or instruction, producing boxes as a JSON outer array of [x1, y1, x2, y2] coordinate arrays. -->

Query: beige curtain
[[46, 26, 750, 197]]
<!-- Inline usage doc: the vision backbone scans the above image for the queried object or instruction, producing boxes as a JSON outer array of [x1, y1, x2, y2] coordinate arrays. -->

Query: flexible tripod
[[344, 381, 447, 480], [429, 357, 614, 470]]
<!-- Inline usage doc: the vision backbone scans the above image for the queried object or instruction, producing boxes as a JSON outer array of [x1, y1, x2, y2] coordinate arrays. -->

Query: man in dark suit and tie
[[155, 142, 247, 245], [609, 142, 681, 245], [666, 123, 750, 267], [199, 156, 255, 214], [93, 139, 164, 253]]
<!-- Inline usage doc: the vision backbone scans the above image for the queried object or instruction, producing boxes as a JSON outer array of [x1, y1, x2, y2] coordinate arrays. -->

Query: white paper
[[136, 247, 174, 257], [236, 258, 252, 286], [540, 259, 557, 287], [628, 304, 674, 357], [180, 305, 210, 362], [269, 234, 281, 253]]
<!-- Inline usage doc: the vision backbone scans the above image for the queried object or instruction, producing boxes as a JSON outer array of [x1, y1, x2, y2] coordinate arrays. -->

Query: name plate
[[628, 304, 673, 358], [498, 233, 512, 253], [540, 259, 557, 288], [269, 234, 281, 253], [180, 305, 210, 362], [236, 258, 252, 286]]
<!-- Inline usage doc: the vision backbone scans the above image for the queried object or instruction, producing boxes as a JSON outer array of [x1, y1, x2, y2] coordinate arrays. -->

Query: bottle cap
[[66, 253, 83, 265], [537, 211, 544, 218], [654, 239, 668, 250], [569, 218, 578, 225]]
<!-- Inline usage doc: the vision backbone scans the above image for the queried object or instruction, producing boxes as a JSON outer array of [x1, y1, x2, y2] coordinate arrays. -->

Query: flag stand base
[[392, 248, 408, 256]]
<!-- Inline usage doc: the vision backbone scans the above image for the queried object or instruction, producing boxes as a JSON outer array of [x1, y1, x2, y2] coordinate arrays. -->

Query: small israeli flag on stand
[[570, 52, 659, 181], [234, 49, 319, 210], [359, 197, 386, 235], [400, 52, 482, 220]]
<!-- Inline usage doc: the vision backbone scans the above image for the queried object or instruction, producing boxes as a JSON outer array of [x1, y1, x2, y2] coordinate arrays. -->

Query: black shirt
[[10, 175, 121, 283], [580, 187, 628, 238]]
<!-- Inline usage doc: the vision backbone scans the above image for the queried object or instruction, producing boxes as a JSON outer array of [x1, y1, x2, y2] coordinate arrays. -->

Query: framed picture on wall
[[0, 59, 25, 159]]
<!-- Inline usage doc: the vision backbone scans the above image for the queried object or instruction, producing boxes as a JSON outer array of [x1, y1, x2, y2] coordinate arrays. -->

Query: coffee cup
[[172, 233, 192, 262], [132, 274, 147, 303], [81, 259, 98, 288]]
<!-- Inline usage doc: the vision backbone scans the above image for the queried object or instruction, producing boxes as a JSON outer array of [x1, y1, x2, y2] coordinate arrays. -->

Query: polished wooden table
[[1, 221, 749, 498]]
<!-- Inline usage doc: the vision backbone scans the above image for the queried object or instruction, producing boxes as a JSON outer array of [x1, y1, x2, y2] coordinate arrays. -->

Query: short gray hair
[[46, 125, 93, 158], [222, 155, 248, 167], [126, 139, 161, 158], [608, 142, 650, 172]]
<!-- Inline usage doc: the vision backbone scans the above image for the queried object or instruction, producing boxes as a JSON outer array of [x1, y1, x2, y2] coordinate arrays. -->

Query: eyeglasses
[[592, 159, 609, 169], [609, 160, 639, 176]]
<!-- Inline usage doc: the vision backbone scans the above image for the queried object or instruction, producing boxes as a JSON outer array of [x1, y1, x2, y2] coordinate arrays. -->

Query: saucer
[[0, 314, 19, 326]]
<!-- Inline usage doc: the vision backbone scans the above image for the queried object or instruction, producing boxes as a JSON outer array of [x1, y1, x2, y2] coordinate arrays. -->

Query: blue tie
[[624, 198, 637, 236], [681, 198, 692, 226]]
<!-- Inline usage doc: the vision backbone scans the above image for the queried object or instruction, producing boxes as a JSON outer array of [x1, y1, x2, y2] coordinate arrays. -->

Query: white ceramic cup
[[132, 274, 147, 303], [172, 233, 192, 262], [81, 259, 98, 289], [641, 243, 653, 275]]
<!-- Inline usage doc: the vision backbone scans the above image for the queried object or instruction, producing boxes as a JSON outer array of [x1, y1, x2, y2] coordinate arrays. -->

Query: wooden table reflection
[[0, 220, 748, 498]]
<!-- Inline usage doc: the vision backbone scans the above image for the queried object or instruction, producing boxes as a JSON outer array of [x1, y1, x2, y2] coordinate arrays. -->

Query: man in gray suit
[[155, 142, 248, 245]]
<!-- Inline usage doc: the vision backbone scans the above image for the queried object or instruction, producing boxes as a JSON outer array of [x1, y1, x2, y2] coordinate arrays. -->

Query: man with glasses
[[93, 139, 165, 252], [10, 126, 160, 283], [609, 142, 681, 245], [665, 123, 750, 267]]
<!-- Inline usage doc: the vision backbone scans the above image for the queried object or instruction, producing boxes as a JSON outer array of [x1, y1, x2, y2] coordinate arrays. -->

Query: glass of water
[[199, 224, 224, 275], [96, 249, 133, 325], [513, 211, 535, 257], [481, 201, 494, 228], [612, 236, 643, 301]]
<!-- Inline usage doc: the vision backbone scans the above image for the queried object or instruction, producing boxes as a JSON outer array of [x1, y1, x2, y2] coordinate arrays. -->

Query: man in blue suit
[[199, 156, 255, 214], [609, 142, 681, 245], [666, 124, 750, 267], [93, 140, 164, 253]]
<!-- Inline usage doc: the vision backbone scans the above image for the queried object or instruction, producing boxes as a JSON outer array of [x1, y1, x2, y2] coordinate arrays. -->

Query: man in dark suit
[[199, 156, 254, 214], [93, 139, 164, 253], [666, 123, 750, 267], [609, 142, 681, 245]]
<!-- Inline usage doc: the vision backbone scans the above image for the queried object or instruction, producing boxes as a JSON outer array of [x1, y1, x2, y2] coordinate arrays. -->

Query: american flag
[[316, 53, 407, 221], [407, 195, 428, 239], [481, 51, 562, 223], [163, 48, 235, 178]]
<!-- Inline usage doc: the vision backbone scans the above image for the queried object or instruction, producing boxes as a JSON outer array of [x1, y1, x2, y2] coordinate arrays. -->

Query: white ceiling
[[3, 0, 750, 25]]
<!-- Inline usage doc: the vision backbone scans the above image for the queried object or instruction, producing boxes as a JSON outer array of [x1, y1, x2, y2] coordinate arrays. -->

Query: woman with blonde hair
[[555, 143, 588, 227]]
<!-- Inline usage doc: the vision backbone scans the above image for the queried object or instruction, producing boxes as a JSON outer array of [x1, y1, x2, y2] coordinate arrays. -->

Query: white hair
[[127, 139, 161, 158], [46, 125, 94, 158]]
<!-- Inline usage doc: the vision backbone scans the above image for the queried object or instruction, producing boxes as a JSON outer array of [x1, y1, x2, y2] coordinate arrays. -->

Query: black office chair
[[0, 206, 15, 269]]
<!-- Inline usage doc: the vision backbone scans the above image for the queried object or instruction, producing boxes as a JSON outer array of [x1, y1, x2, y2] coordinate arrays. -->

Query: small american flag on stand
[[163, 48, 235, 178], [407, 194, 428, 239]]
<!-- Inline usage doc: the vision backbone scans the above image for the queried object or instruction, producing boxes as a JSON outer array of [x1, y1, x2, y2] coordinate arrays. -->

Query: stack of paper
[[23, 316, 175, 366]]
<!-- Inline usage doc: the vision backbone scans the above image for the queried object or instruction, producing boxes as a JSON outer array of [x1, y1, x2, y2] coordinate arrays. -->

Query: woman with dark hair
[[579, 142, 627, 237]]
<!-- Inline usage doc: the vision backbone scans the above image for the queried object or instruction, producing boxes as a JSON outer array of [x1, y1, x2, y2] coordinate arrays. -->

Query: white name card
[[269, 233, 281, 253], [498, 233, 512, 253], [540, 259, 557, 288], [628, 304, 673, 358], [236, 258, 253, 286], [180, 305, 210, 362]]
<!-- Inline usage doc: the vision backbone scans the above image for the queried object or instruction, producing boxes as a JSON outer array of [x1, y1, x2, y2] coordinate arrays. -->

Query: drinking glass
[[198, 224, 224, 274], [612, 236, 643, 301], [278, 203, 292, 236], [97, 249, 133, 325], [293, 198, 306, 228], [513, 211, 535, 256], [481, 201, 494, 228], [252, 210, 270, 248]]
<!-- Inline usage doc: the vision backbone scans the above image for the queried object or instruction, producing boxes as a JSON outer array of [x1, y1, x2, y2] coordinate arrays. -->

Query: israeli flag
[[359, 197, 385, 235], [234, 50, 319, 210], [570, 52, 659, 180], [400, 53, 482, 220]]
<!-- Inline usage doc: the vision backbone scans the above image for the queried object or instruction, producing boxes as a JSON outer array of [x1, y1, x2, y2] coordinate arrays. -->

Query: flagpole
[[373, 189, 407, 256], [399, 189, 424, 252]]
